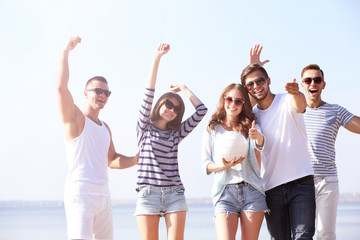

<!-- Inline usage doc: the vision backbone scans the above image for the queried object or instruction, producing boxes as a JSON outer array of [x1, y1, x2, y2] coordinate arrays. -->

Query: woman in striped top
[[135, 43, 208, 240]]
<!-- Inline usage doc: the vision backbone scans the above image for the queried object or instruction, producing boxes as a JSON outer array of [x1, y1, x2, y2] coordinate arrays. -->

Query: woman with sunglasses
[[135, 43, 208, 240], [201, 83, 267, 240]]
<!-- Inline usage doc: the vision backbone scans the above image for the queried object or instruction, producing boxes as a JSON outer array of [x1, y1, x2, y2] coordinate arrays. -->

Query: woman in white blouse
[[201, 83, 267, 240]]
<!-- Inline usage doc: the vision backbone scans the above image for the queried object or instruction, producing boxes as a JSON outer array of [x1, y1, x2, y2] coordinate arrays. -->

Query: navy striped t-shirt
[[136, 88, 208, 189], [304, 103, 354, 176]]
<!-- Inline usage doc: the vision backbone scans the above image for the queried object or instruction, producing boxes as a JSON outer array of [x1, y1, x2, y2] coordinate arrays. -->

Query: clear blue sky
[[0, 0, 359, 200]]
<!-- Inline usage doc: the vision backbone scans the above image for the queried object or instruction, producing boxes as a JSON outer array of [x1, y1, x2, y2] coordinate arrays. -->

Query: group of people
[[56, 37, 360, 240]]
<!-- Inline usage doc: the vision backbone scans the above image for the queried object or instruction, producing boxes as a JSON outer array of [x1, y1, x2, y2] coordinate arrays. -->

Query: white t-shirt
[[253, 93, 313, 191]]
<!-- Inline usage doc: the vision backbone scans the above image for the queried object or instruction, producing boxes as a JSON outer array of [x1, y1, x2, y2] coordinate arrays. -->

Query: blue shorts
[[134, 185, 188, 217], [214, 182, 268, 216]]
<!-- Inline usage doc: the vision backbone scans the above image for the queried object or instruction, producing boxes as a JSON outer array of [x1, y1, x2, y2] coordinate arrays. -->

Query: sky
[[0, 0, 359, 201]]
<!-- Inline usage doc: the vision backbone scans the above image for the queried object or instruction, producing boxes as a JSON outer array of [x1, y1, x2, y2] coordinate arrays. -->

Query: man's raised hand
[[249, 44, 269, 67], [64, 36, 81, 52]]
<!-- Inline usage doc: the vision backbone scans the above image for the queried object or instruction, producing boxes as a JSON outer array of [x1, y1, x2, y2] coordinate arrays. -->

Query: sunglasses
[[224, 96, 245, 106], [164, 99, 181, 114], [302, 77, 323, 85], [86, 88, 111, 97], [245, 77, 266, 90]]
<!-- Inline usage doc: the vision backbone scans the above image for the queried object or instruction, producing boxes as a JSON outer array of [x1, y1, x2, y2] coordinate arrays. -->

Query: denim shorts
[[214, 182, 268, 216], [134, 185, 188, 217]]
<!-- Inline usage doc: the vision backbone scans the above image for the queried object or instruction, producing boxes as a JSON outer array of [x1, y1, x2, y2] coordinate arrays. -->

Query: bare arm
[[106, 123, 139, 169], [286, 79, 307, 113], [146, 43, 170, 88], [170, 84, 202, 107], [345, 116, 360, 134], [206, 157, 245, 173], [56, 36, 84, 140]]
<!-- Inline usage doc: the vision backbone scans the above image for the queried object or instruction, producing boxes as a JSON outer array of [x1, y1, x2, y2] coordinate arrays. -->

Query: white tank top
[[64, 116, 110, 196]]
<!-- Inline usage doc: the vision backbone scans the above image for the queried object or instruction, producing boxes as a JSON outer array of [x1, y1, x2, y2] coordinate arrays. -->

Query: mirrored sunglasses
[[245, 77, 266, 90]]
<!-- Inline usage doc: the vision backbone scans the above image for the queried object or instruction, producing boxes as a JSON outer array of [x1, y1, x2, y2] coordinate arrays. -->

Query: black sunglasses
[[302, 77, 323, 85], [224, 96, 245, 106], [86, 88, 111, 97], [245, 77, 266, 90], [164, 99, 181, 114]]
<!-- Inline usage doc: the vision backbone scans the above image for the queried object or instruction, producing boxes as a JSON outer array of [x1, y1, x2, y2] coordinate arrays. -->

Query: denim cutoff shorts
[[135, 185, 188, 216], [214, 182, 268, 216]]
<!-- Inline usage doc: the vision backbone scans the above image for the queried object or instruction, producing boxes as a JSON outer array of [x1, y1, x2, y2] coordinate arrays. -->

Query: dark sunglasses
[[224, 96, 245, 106], [302, 77, 323, 85], [164, 99, 181, 114], [86, 88, 111, 97], [245, 77, 266, 90]]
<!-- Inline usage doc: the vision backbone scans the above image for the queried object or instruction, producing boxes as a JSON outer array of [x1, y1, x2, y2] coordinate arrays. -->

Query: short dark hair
[[85, 76, 108, 89], [301, 64, 324, 79], [240, 64, 269, 86]]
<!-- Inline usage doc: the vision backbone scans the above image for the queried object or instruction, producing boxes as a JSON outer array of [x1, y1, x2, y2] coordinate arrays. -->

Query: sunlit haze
[[0, 0, 359, 200]]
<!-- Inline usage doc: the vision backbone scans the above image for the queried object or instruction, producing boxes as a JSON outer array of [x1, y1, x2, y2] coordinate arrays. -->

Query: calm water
[[0, 202, 359, 239]]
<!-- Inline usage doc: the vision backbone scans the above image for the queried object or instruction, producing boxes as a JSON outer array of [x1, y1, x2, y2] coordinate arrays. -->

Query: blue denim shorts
[[134, 185, 188, 217], [214, 182, 268, 216]]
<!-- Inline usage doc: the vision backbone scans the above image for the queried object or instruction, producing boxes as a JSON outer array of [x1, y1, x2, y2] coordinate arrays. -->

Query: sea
[[0, 201, 359, 240]]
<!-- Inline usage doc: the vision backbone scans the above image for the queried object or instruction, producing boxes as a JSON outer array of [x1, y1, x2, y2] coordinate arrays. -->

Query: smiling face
[[224, 89, 245, 119], [159, 97, 180, 123], [244, 70, 271, 101], [84, 80, 109, 110], [301, 69, 326, 105]]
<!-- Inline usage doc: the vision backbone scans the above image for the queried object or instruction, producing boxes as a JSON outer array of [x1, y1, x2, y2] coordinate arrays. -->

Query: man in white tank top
[[239, 45, 315, 240], [56, 36, 139, 240]]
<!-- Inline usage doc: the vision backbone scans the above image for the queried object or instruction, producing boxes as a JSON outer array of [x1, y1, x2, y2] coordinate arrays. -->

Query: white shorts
[[64, 195, 113, 240]]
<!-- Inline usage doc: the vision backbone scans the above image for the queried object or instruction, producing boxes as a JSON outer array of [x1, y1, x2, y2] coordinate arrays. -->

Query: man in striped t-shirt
[[301, 64, 360, 240]]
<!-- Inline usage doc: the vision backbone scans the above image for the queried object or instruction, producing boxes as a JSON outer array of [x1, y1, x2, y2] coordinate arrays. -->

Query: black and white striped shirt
[[136, 88, 208, 189]]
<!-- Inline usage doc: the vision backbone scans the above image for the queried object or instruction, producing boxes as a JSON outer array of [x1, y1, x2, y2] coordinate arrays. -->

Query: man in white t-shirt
[[301, 64, 360, 240], [56, 36, 138, 240], [240, 47, 315, 239]]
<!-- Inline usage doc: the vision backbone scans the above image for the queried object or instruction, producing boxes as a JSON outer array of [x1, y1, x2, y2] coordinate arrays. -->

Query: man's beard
[[250, 88, 269, 101]]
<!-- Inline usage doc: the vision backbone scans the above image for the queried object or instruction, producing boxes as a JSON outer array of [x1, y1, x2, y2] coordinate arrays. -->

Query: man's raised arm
[[56, 36, 84, 140]]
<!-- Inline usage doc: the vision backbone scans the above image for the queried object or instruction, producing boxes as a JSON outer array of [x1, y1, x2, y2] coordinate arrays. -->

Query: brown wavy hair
[[150, 92, 185, 131], [208, 83, 256, 138]]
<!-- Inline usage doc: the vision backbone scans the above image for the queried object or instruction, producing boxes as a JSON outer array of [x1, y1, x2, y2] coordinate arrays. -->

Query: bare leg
[[214, 212, 239, 240], [137, 215, 161, 240], [239, 211, 264, 240], [164, 211, 186, 240]]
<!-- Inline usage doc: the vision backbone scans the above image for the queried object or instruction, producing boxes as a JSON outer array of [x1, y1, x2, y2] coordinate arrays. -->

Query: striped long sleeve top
[[136, 88, 208, 189]]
